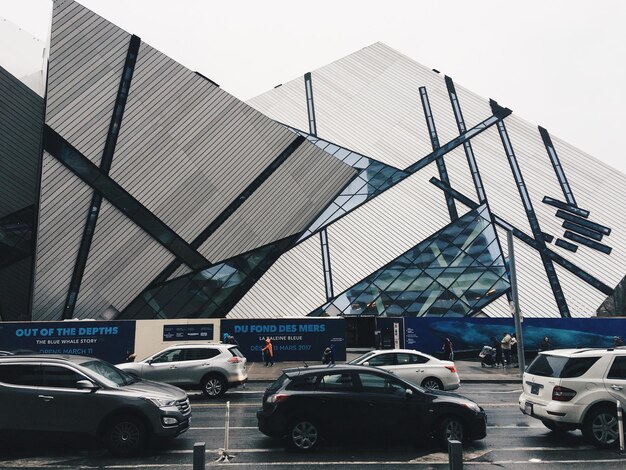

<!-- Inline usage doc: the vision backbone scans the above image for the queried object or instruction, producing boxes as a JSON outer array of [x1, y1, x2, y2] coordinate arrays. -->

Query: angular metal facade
[[1, 4, 624, 321]]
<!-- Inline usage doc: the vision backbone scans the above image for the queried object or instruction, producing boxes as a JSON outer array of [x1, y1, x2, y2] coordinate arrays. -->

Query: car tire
[[288, 418, 320, 452], [583, 406, 620, 448], [421, 377, 444, 390], [541, 420, 576, 433], [436, 416, 466, 449], [202, 374, 227, 398], [105, 415, 147, 457]]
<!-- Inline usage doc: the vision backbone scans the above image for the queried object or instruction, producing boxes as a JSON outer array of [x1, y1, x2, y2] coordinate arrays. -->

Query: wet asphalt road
[[1, 382, 626, 469]]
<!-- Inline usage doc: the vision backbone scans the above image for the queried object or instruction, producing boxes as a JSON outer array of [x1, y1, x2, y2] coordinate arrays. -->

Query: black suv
[[0, 355, 191, 456], [257, 364, 486, 451]]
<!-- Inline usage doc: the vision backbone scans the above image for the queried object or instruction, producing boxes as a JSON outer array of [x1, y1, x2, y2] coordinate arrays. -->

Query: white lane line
[[4, 457, 624, 468], [192, 425, 543, 430], [192, 403, 259, 408], [191, 426, 257, 430], [464, 389, 522, 394]]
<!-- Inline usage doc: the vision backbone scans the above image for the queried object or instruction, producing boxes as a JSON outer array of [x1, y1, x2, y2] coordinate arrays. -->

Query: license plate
[[524, 402, 533, 415]]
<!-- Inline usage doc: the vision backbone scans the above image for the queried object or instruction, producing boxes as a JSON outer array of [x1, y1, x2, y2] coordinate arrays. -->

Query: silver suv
[[519, 348, 626, 448], [0, 355, 191, 456], [117, 343, 247, 398]]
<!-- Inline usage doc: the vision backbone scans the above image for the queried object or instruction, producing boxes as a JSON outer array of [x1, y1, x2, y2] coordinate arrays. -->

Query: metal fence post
[[448, 439, 463, 470], [193, 442, 205, 470], [216, 401, 234, 463], [618, 400, 625, 454]]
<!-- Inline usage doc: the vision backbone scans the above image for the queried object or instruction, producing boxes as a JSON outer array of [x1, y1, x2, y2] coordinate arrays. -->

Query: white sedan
[[349, 349, 460, 390]]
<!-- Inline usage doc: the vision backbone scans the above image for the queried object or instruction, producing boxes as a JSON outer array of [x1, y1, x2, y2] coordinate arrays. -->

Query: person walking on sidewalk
[[492, 336, 503, 367], [442, 338, 454, 361], [262, 337, 274, 367], [501, 332, 512, 367]]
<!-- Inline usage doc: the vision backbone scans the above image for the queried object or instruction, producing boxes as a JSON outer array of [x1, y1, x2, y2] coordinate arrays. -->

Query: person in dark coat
[[539, 336, 551, 352], [442, 338, 454, 361]]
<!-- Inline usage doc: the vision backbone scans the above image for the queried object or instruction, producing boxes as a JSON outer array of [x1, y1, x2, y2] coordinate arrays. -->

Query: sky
[[2, 0, 626, 174]]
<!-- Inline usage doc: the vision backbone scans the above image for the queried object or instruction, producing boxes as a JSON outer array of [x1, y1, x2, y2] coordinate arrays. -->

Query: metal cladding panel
[[201, 142, 357, 263], [74, 200, 176, 319], [480, 295, 511, 318], [447, 80, 494, 132], [0, 66, 44, 321], [0, 67, 43, 217], [327, 164, 459, 294], [32, 152, 92, 321], [227, 235, 326, 319], [46, 0, 129, 164], [553, 263, 606, 318], [495, 226, 560, 318], [248, 42, 463, 170], [246, 76, 309, 135]]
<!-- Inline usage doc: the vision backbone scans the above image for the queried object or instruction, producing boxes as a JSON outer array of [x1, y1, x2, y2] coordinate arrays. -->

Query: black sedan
[[257, 364, 486, 451]]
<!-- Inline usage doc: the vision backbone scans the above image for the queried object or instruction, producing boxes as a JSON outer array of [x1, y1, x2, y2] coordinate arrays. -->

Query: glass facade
[[0, 205, 34, 268], [121, 237, 295, 319], [312, 204, 510, 317], [289, 128, 409, 241]]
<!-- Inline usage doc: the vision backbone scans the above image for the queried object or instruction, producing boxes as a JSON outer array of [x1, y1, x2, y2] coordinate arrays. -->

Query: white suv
[[519, 347, 626, 448], [117, 343, 247, 398]]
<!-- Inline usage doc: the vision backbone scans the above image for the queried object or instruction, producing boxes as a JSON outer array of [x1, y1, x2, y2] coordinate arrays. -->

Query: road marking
[[192, 403, 259, 408], [191, 426, 258, 430], [465, 389, 522, 394]]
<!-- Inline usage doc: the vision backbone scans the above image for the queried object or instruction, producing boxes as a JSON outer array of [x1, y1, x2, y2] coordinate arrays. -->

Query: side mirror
[[405, 388, 414, 399], [76, 380, 99, 392], [363, 361, 370, 367]]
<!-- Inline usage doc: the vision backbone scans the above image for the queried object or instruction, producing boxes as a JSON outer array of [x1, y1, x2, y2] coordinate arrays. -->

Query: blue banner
[[0, 321, 136, 364], [163, 324, 214, 341], [221, 318, 346, 362], [402, 317, 626, 358]]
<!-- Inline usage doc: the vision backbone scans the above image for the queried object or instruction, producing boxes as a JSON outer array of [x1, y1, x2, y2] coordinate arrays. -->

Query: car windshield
[[80, 359, 139, 387], [348, 351, 377, 364], [526, 354, 600, 378]]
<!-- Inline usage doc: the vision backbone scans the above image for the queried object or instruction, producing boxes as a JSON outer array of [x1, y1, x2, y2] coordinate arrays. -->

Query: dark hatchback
[[257, 364, 486, 451]]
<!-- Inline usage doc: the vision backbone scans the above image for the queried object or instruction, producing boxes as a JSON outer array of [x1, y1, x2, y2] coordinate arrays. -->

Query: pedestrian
[[501, 332, 512, 367], [492, 336, 503, 367], [613, 336, 624, 347], [262, 337, 274, 367], [510, 333, 518, 366], [227, 334, 239, 347], [442, 338, 454, 361], [539, 336, 551, 352], [322, 347, 333, 365], [223, 332, 229, 343]]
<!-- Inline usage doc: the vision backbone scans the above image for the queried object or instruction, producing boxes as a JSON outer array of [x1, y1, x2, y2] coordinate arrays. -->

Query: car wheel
[[105, 416, 146, 457], [421, 377, 444, 390], [583, 406, 620, 448], [436, 416, 465, 449], [289, 418, 320, 452], [202, 375, 227, 398], [541, 420, 576, 433]]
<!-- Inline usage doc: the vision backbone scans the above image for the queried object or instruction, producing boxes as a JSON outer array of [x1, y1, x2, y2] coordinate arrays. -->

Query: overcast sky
[[3, 0, 626, 174]]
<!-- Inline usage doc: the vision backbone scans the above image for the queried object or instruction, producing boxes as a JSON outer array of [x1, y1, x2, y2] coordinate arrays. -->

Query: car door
[[0, 363, 43, 431], [357, 371, 429, 440], [141, 348, 185, 384], [604, 354, 626, 405], [316, 371, 361, 440], [389, 352, 430, 386], [179, 347, 220, 385], [33, 364, 101, 434]]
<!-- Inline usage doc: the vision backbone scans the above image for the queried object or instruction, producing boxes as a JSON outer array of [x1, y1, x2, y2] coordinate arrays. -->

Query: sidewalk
[[246, 353, 523, 384]]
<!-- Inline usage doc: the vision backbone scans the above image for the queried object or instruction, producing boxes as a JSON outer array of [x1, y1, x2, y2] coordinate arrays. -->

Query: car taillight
[[227, 357, 240, 363], [445, 365, 457, 373], [266, 394, 289, 404], [552, 386, 577, 401]]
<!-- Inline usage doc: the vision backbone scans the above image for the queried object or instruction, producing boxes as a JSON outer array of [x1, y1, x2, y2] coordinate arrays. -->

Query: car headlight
[[143, 397, 177, 407], [464, 402, 481, 413]]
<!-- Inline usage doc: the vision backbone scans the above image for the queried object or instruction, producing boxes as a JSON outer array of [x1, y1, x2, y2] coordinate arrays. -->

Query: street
[[1, 382, 626, 469]]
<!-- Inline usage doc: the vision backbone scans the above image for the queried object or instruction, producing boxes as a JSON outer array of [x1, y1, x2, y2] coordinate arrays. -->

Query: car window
[[228, 347, 245, 358], [527, 354, 600, 378], [397, 353, 430, 365], [348, 351, 376, 365], [318, 372, 355, 392], [0, 364, 42, 386], [267, 373, 289, 394], [183, 348, 219, 361], [81, 359, 135, 386], [358, 372, 405, 396], [367, 354, 396, 367], [287, 375, 320, 391], [41, 365, 85, 389], [152, 349, 184, 363], [607, 356, 626, 380]]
